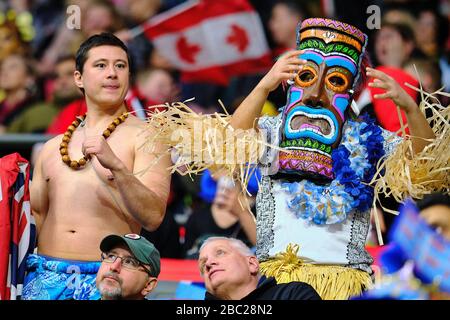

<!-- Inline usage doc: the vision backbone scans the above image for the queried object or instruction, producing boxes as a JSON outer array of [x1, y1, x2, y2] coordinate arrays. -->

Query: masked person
[[227, 18, 435, 300]]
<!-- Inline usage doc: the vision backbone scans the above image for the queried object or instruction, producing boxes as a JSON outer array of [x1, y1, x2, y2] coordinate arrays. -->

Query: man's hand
[[257, 49, 306, 93], [367, 67, 418, 114], [82, 136, 124, 171]]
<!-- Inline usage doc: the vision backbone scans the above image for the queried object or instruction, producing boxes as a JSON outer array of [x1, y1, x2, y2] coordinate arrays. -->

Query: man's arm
[[367, 67, 435, 153], [230, 50, 305, 130], [83, 128, 171, 232]]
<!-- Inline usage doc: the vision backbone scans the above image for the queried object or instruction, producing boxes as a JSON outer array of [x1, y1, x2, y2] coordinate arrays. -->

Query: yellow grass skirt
[[259, 244, 373, 300]]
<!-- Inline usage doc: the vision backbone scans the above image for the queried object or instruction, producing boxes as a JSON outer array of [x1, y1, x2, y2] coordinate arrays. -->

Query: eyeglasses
[[101, 252, 153, 276]]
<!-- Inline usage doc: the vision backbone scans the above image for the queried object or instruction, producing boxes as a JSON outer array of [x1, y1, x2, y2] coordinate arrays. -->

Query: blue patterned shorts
[[21, 254, 101, 300]]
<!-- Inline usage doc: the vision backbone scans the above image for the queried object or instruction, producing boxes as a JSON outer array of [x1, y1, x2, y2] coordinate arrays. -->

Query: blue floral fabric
[[21, 254, 101, 300]]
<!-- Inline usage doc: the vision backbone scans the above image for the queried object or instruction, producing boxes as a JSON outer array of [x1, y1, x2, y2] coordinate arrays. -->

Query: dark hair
[[75, 32, 132, 74], [417, 193, 450, 211], [380, 22, 415, 44]]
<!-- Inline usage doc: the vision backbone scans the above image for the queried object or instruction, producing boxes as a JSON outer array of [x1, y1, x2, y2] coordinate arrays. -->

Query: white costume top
[[256, 114, 401, 274]]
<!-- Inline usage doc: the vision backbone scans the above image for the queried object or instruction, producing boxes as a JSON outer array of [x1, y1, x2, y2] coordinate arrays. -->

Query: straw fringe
[[143, 101, 283, 199], [259, 244, 372, 300], [370, 88, 450, 209]]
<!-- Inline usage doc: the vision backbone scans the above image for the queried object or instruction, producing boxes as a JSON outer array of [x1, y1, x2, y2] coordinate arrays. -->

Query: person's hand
[[82, 136, 124, 171], [367, 67, 418, 114], [257, 49, 306, 93]]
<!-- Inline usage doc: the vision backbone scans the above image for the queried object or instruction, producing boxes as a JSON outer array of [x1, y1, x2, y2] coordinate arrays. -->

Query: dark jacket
[[205, 276, 322, 300]]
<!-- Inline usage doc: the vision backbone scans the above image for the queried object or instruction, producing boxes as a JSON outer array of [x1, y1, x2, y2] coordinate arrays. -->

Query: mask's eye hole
[[326, 72, 349, 92], [295, 66, 317, 87]]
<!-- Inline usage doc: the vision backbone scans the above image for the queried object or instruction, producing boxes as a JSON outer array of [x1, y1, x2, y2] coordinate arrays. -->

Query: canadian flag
[[144, 0, 272, 85]]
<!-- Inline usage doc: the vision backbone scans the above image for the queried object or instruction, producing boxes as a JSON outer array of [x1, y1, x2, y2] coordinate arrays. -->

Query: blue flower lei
[[282, 115, 385, 225]]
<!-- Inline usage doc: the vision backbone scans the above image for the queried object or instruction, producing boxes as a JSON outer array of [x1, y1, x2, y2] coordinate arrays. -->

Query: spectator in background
[[198, 237, 321, 300], [114, 0, 162, 70], [374, 22, 418, 69], [96, 233, 160, 300], [266, 0, 309, 108], [128, 67, 178, 116], [268, 0, 308, 56], [38, 0, 124, 75], [7, 55, 83, 133], [415, 9, 447, 60], [184, 170, 258, 259], [357, 194, 450, 300], [382, 8, 416, 34], [0, 16, 28, 64], [0, 54, 37, 133], [404, 58, 442, 94]]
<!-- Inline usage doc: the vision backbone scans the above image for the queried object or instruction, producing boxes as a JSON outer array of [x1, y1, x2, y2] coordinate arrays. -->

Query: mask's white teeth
[[289, 111, 336, 139]]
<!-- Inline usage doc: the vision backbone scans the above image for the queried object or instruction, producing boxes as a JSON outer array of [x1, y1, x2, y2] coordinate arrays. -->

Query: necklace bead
[[60, 112, 128, 169]]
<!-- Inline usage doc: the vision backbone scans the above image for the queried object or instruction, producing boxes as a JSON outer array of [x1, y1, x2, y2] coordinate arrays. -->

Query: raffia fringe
[[370, 87, 449, 208], [259, 244, 372, 300], [142, 100, 282, 201]]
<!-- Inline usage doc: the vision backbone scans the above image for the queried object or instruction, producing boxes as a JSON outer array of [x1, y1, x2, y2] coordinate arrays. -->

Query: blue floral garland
[[282, 115, 385, 225]]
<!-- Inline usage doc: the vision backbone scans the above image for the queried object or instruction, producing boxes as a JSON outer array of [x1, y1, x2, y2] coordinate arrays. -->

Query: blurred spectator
[[36, 0, 89, 75], [404, 58, 442, 94], [265, 1, 310, 111], [183, 170, 259, 259], [127, 68, 178, 118], [415, 9, 448, 60], [357, 194, 450, 300], [29, 0, 65, 59], [0, 54, 37, 133], [7, 55, 82, 133], [268, 0, 308, 56], [382, 8, 416, 32], [38, 0, 124, 75], [114, 0, 163, 71], [0, 15, 28, 63], [374, 22, 418, 69]]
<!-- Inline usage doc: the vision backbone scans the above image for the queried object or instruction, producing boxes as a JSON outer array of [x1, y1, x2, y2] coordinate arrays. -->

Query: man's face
[[53, 59, 82, 103], [74, 45, 129, 109], [198, 240, 258, 297], [96, 244, 155, 300]]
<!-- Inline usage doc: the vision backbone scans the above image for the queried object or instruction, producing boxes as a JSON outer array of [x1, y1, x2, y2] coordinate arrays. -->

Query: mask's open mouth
[[290, 115, 332, 136], [288, 111, 335, 140]]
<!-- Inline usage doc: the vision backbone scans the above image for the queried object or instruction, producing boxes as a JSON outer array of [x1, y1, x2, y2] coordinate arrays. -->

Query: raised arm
[[230, 50, 305, 130], [366, 67, 435, 153]]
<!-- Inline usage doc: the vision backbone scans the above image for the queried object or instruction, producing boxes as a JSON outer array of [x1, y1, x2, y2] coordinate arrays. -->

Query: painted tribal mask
[[278, 18, 368, 182]]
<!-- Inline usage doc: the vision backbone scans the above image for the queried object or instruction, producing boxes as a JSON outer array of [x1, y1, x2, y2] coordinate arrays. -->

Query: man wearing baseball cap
[[96, 233, 161, 300]]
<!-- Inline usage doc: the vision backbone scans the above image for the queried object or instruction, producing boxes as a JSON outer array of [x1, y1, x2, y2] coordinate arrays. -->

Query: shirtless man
[[22, 33, 171, 300]]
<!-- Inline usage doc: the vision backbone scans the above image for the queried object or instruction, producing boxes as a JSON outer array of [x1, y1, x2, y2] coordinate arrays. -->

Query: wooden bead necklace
[[60, 112, 129, 169]]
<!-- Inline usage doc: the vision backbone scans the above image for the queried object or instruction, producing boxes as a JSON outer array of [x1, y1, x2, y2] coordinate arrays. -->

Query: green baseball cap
[[100, 234, 161, 277]]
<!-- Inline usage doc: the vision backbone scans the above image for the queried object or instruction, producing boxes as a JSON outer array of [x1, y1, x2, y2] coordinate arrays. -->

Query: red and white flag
[[143, 0, 272, 85]]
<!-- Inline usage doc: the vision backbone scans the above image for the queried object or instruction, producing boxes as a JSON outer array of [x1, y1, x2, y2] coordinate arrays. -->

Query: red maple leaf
[[176, 36, 201, 64], [226, 24, 249, 53]]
